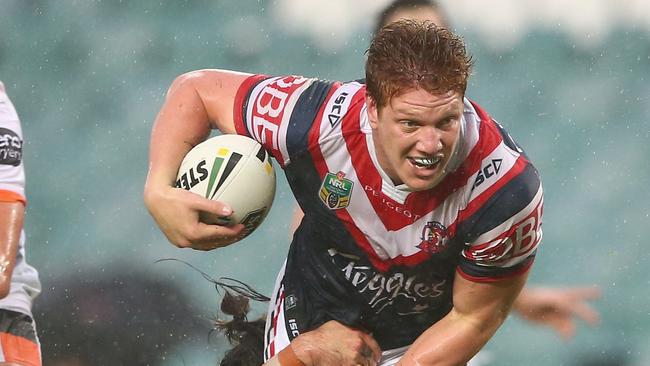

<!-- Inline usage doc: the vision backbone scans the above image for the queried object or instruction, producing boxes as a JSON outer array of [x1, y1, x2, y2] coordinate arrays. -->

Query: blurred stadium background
[[1, 0, 648, 365]]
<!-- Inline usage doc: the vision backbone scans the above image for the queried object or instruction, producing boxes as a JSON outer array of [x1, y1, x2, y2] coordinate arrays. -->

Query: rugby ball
[[175, 134, 276, 237]]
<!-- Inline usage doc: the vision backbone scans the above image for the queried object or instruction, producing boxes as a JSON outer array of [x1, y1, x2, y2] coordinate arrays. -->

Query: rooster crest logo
[[416, 221, 449, 254]]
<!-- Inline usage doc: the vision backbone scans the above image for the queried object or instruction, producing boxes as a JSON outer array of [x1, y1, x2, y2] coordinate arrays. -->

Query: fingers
[[549, 316, 576, 340], [561, 286, 601, 326], [349, 330, 381, 366], [187, 223, 246, 251], [312, 321, 381, 366], [353, 347, 378, 366], [184, 189, 234, 217], [568, 299, 600, 326], [164, 189, 247, 250], [565, 286, 602, 301], [359, 332, 382, 364]]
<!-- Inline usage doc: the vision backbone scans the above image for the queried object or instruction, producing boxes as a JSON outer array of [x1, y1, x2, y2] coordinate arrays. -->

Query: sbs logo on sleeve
[[0, 128, 22, 166]]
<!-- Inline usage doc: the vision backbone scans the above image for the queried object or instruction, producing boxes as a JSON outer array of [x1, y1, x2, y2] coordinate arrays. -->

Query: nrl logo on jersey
[[319, 171, 353, 210], [416, 221, 449, 254]]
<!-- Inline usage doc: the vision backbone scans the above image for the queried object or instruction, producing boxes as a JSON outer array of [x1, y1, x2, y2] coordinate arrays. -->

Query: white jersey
[[0, 81, 41, 317]]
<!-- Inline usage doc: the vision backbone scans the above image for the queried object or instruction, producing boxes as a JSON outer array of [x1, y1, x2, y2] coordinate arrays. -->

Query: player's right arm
[[144, 69, 252, 250]]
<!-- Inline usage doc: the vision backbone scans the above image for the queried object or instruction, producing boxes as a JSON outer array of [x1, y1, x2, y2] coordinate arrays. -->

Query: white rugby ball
[[175, 134, 276, 237]]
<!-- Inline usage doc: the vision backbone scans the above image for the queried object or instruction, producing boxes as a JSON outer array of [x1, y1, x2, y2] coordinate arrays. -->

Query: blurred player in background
[[0, 81, 42, 366], [147, 20, 541, 365], [34, 270, 204, 366]]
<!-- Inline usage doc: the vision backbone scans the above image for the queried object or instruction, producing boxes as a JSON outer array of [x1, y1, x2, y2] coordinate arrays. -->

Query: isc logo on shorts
[[287, 318, 300, 337]]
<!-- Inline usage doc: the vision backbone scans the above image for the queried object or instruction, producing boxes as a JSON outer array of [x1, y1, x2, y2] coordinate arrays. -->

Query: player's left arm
[[398, 270, 528, 366], [0, 199, 23, 299], [399, 167, 541, 364]]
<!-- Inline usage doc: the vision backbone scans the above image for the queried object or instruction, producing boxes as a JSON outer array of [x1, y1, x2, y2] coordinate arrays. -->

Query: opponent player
[[145, 21, 542, 365], [0, 82, 42, 366]]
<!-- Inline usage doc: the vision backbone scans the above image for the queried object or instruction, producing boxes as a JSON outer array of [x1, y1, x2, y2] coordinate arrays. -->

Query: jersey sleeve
[[455, 104, 543, 283], [457, 173, 543, 282], [0, 82, 26, 204], [232, 74, 338, 168]]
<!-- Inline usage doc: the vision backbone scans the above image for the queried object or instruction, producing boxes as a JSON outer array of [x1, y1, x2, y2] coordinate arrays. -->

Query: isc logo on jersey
[[175, 134, 276, 237]]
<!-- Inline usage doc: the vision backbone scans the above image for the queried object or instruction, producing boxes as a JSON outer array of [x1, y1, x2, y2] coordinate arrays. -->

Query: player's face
[[367, 87, 463, 191]]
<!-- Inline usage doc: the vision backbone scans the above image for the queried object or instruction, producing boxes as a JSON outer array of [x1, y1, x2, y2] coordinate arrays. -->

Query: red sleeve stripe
[[232, 74, 270, 137], [456, 256, 534, 283]]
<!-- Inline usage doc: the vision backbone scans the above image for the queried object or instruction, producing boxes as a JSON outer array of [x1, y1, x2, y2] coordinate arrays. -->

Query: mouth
[[408, 155, 443, 169]]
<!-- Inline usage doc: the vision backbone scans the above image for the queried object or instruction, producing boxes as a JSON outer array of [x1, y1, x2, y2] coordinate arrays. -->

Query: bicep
[[169, 69, 253, 134], [452, 270, 529, 330]]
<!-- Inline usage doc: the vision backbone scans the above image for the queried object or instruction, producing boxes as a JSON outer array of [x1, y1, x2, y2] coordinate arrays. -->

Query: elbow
[[171, 70, 209, 91], [166, 70, 204, 99], [0, 280, 11, 300]]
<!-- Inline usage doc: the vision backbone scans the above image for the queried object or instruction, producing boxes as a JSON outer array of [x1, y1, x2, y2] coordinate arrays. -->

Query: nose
[[415, 126, 443, 154]]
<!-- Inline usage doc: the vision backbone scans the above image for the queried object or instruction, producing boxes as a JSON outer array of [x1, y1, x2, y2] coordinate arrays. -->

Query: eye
[[438, 117, 457, 129], [400, 120, 419, 129]]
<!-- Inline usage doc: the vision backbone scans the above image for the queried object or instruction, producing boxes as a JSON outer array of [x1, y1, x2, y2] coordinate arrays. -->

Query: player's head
[[365, 20, 472, 191], [366, 20, 470, 107], [374, 0, 449, 34]]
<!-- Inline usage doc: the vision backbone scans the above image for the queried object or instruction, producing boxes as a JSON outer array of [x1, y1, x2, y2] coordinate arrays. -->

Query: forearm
[[0, 202, 23, 299], [399, 272, 528, 366], [398, 308, 506, 366], [264, 345, 306, 366]]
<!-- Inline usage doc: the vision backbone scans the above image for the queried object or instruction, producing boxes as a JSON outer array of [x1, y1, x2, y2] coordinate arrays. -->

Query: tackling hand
[[513, 286, 601, 340], [291, 320, 382, 366]]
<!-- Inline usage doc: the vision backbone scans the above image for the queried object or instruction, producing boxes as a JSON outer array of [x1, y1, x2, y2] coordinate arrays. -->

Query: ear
[[366, 95, 379, 130]]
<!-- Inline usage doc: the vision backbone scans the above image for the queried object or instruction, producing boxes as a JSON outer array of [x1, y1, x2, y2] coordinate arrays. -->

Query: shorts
[[0, 310, 41, 366], [262, 262, 409, 365], [262, 263, 489, 366]]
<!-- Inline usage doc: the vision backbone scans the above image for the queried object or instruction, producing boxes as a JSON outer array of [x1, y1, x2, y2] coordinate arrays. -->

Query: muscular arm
[[144, 69, 253, 250], [398, 271, 529, 366], [0, 201, 23, 299]]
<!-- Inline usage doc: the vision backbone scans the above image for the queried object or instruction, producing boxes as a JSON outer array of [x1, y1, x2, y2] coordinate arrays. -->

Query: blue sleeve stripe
[[285, 80, 335, 160]]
